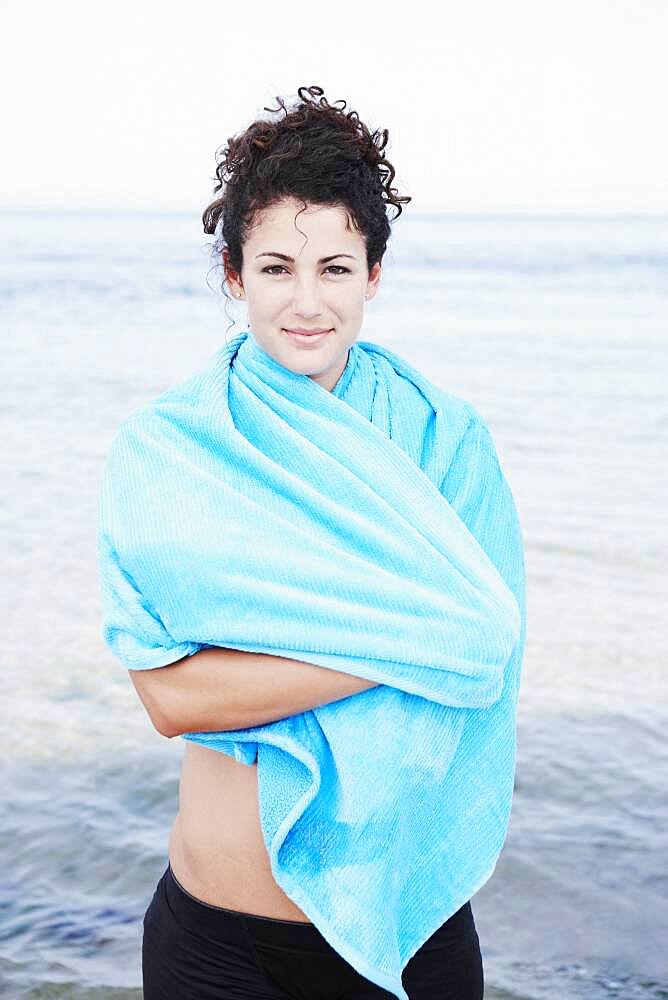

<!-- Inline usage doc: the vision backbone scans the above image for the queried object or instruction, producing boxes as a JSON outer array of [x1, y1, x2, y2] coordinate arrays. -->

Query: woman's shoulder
[[357, 339, 478, 418], [356, 338, 490, 472]]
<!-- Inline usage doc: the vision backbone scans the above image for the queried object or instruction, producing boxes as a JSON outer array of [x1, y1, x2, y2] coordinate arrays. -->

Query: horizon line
[[1, 205, 667, 221]]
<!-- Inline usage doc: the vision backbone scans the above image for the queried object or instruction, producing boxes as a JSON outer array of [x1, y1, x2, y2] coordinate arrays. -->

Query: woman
[[97, 85, 526, 1000]]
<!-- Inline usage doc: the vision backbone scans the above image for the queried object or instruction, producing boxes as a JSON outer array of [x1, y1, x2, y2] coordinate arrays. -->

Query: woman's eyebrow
[[255, 252, 357, 263]]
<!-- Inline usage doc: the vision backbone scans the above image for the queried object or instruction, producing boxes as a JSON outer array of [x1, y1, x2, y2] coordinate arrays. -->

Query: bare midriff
[[167, 740, 313, 922]]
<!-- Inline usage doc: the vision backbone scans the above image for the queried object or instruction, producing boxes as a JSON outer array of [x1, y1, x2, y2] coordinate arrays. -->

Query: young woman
[[98, 85, 526, 1000]]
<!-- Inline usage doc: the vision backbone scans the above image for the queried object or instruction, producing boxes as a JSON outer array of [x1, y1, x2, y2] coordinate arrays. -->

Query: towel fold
[[97, 330, 526, 999]]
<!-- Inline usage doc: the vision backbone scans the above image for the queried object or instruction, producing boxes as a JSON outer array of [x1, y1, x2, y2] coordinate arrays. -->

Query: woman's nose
[[292, 278, 323, 317]]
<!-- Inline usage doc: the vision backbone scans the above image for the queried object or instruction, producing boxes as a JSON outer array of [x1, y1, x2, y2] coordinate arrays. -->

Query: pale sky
[[3, 0, 667, 214]]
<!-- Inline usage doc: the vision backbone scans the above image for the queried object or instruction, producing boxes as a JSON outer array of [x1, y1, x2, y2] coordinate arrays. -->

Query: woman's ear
[[223, 249, 245, 300], [365, 262, 382, 301]]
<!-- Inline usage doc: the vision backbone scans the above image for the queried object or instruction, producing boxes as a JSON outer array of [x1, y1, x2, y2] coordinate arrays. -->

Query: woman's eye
[[261, 265, 350, 276]]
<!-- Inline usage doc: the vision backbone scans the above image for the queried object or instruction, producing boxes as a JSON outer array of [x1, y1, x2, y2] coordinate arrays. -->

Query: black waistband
[[161, 862, 474, 953], [163, 864, 327, 948]]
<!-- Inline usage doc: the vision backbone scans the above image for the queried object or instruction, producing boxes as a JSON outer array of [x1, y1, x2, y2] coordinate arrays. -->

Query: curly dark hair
[[202, 84, 411, 297]]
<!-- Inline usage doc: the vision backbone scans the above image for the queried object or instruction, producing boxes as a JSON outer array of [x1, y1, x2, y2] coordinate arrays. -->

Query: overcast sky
[[3, 0, 667, 214]]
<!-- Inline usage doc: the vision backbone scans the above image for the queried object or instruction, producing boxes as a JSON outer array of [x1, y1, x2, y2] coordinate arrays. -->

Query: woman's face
[[224, 197, 381, 392]]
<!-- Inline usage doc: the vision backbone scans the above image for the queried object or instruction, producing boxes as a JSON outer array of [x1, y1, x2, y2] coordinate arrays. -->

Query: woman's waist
[[170, 740, 312, 922]]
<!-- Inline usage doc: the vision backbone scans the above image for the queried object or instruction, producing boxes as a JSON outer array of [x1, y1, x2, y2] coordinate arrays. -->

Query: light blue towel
[[97, 330, 526, 999]]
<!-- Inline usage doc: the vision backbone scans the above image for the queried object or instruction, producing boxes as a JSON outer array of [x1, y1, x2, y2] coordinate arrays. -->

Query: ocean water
[[1, 209, 667, 998]]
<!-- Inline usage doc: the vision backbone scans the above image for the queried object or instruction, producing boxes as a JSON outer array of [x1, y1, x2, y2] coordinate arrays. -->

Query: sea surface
[[1, 209, 667, 998]]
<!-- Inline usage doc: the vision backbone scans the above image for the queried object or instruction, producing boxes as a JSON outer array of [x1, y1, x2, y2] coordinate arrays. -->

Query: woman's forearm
[[129, 646, 379, 738]]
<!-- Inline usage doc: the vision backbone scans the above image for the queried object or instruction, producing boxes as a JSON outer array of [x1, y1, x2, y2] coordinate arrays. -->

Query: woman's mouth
[[283, 328, 333, 345]]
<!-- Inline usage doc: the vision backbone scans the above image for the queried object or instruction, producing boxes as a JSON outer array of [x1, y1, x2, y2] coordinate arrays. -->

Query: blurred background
[[1, 1, 667, 996]]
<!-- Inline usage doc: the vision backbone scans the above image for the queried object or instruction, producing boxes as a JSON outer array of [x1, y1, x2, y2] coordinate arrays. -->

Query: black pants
[[142, 864, 484, 999]]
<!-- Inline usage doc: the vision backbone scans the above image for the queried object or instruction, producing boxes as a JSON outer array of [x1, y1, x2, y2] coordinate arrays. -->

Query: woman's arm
[[129, 646, 379, 739]]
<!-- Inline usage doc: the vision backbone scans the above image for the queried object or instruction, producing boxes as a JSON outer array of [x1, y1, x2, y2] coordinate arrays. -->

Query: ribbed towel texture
[[97, 330, 526, 999]]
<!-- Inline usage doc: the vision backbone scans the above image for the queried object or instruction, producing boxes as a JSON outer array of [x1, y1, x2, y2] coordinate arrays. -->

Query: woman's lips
[[283, 328, 332, 345]]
